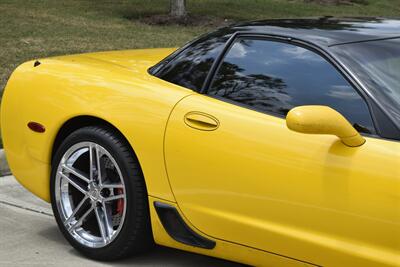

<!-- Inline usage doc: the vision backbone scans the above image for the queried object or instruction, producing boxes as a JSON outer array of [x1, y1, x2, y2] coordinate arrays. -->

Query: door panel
[[164, 94, 400, 266]]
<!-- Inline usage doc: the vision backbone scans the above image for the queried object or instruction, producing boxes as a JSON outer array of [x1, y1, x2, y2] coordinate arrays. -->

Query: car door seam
[[162, 92, 197, 203]]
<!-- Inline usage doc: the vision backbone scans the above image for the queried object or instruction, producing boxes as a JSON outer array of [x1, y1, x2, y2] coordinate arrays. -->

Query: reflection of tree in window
[[211, 62, 291, 115], [158, 29, 233, 91]]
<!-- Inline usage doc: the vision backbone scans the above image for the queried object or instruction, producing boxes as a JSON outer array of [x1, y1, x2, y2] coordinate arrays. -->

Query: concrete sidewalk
[[0, 176, 243, 266]]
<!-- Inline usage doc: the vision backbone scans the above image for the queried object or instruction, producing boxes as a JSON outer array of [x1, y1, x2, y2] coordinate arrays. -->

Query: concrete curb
[[0, 149, 10, 176]]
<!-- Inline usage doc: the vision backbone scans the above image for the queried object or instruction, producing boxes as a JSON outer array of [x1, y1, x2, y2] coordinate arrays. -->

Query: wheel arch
[[51, 115, 137, 163]]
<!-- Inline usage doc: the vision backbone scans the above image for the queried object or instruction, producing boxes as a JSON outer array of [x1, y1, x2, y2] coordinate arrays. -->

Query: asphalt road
[[0, 176, 244, 266]]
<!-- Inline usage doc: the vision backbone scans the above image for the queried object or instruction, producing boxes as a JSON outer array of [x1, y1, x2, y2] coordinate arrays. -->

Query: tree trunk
[[170, 0, 186, 17]]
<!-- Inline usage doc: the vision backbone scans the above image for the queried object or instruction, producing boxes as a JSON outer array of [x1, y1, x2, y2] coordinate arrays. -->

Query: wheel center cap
[[88, 184, 101, 202]]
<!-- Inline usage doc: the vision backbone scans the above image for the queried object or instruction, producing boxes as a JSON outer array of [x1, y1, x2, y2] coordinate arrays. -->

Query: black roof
[[230, 17, 400, 46]]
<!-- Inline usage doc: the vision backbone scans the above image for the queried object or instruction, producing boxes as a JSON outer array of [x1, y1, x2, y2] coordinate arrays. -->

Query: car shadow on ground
[[38, 225, 246, 266]]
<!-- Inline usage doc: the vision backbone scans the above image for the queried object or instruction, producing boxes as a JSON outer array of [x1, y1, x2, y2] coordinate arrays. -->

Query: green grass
[[1, 0, 400, 93]]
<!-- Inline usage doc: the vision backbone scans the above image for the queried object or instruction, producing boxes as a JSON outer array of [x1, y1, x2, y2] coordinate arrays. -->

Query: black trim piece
[[154, 202, 216, 249], [200, 32, 239, 94]]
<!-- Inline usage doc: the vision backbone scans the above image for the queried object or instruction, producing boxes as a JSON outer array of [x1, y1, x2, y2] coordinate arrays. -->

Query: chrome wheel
[[54, 141, 127, 248]]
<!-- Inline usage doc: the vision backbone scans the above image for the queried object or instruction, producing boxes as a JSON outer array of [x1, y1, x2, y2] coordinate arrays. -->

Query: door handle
[[184, 112, 219, 131]]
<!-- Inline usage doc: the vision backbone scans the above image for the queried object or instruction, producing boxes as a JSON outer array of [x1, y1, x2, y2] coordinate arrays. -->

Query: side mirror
[[286, 105, 365, 147]]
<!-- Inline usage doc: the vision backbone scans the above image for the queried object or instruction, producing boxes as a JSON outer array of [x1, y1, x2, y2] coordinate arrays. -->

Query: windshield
[[331, 38, 400, 126]]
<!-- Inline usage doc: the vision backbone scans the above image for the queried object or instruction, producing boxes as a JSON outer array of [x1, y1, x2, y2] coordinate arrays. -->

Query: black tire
[[50, 125, 154, 261]]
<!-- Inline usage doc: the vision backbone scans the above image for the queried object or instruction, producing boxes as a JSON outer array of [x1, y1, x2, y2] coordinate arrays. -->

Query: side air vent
[[154, 202, 216, 249]]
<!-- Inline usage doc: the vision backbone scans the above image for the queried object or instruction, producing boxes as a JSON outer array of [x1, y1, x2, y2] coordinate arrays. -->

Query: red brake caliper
[[116, 189, 124, 214]]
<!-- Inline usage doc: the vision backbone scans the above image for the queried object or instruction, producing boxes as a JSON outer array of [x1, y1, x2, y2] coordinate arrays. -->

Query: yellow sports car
[[1, 17, 399, 266]]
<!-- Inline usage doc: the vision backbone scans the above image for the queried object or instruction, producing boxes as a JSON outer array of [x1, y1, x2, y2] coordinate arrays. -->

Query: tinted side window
[[156, 29, 232, 91], [208, 38, 375, 134]]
